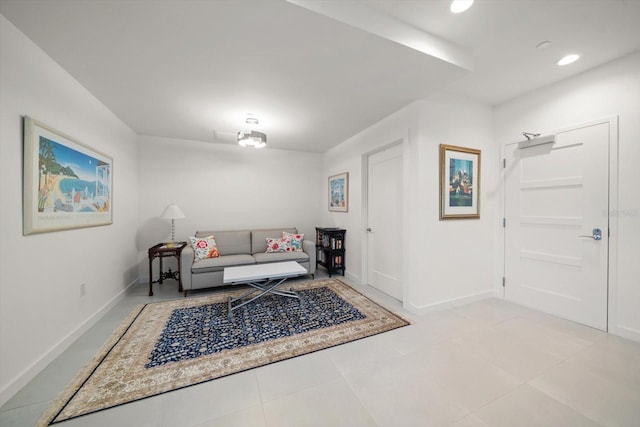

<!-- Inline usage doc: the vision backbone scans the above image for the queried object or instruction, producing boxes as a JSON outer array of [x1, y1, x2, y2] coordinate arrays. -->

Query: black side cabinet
[[315, 227, 346, 277]]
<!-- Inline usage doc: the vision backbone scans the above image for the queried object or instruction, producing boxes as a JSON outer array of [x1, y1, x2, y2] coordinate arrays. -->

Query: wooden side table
[[148, 242, 187, 296]]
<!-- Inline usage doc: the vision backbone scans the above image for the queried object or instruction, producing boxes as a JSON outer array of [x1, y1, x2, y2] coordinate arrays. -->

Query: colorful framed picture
[[328, 172, 348, 212], [23, 116, 113, 235], [440, 144, 480, 220]]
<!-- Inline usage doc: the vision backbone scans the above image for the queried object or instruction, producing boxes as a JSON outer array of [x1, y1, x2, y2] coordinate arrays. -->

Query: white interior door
[[504, 122, 610, 330], [367, 144, 403, 300]]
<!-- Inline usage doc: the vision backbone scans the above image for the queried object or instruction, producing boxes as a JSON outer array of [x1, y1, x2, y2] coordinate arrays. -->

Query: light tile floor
[[2, 273, 640, 427]]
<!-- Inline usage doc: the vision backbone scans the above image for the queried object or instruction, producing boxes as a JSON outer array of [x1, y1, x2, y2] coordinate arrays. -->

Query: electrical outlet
[[80, 282, 86, 297]]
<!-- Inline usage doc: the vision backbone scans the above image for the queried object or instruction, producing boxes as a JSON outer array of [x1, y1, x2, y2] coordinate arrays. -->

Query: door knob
[[579, 228, 602, 241], [366, 228, 372, 232]]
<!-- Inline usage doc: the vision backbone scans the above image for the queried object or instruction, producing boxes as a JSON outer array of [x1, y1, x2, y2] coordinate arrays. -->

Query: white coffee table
[[223, 261, 307, 320]]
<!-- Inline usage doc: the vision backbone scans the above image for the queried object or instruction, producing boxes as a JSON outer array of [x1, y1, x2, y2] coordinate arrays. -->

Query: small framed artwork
[[439, 144, 481, 220], [328, 172, 348, 212], [23, 116, 113, 234]]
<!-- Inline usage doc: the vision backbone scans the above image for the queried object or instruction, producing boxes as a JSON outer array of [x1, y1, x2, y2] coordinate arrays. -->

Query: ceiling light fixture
[[557, 54, 580, 66], [450, 0, 474, 13], [237, 114, 267, 148], [237, 130, 267, 148]]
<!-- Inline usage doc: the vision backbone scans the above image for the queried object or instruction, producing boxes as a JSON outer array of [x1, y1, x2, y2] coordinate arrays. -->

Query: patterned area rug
[[38, 279, 408, 425]]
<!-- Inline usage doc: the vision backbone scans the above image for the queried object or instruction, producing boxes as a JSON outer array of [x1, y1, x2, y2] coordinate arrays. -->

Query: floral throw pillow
[[266, 237, 293, 253], [283, 232, 304, 252], [189, 236, 220, 260]]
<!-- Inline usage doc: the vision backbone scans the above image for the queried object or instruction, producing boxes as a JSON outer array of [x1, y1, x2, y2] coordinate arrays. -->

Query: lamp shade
[[160, 203, 185, 220]]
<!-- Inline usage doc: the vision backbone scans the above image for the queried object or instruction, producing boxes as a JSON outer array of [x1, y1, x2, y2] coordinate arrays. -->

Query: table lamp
[[160, 203, 185, 247]]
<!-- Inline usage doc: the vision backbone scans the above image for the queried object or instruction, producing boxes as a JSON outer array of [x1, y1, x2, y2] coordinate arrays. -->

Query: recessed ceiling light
[[557, 54, 580, 66], [536, 41, 551, 49], [450, 0, 474, 14]]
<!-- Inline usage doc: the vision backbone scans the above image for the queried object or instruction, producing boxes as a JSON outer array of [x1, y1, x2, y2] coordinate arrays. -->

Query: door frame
[[500, 116, 619, 332], [361, 137, 410, 302]]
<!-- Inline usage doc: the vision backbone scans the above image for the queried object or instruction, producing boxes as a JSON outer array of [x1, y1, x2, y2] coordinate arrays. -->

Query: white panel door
[[367, 144, 403, 300], [504, 122, 610, 330]]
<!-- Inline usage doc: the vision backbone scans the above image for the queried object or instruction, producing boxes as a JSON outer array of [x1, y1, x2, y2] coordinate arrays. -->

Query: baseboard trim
[[404, 290, 495, 315], [0, 279, 138, 407], [344, 271, 359, 285], [615, 325, 640, 343]]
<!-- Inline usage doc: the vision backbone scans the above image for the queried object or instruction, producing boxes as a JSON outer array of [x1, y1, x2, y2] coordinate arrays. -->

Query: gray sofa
[[180, 227, 315, 295]]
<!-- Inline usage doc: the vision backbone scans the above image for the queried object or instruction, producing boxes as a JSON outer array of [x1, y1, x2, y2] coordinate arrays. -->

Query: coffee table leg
[[227, 277, 299, 320]]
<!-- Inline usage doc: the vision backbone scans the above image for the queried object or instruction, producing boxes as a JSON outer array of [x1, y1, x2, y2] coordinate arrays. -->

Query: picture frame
[[23, 116, 113, 235], [439, 144, 481, 220], [328, 172, 349, 212]]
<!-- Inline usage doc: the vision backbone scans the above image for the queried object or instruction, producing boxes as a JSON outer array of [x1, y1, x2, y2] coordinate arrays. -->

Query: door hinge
[[503, 218, 506, 228], [503, 158, 506, 168], [502, 277, 506, 287]]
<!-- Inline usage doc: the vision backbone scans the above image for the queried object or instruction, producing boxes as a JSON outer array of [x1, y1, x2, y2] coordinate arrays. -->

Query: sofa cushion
[[266, 237, 293, 253], [192, 254, 256, 274], [253, 251, 309, 264], [189, 236, 220, 260], [196, 230, 251, 255], [283, 232, 304, 252], [252, 228, 297, 254]]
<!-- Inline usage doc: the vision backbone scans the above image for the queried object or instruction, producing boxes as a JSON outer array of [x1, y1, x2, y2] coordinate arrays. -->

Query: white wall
[[137, 135, 324, 281], [0, 16, 139, 405], [415, 93, 498, 309], [321, 101, 420, 287], [494, 52, 640, 341], [322, 92, 496, 313]]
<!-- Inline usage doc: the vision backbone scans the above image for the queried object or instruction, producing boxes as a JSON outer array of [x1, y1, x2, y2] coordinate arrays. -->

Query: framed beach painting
[[328, 172, 348, 212], [23, 116, 113, 235], [439, 144, 481, 220]]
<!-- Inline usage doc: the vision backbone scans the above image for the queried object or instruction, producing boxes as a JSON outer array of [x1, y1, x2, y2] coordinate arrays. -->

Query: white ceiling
[[364, 0, 640, 105], [2, 0, 639, 153]]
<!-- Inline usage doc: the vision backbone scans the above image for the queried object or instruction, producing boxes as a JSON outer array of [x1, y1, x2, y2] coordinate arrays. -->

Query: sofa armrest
[[180, 245, 194, 290], [303, 239, 316, 275]]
